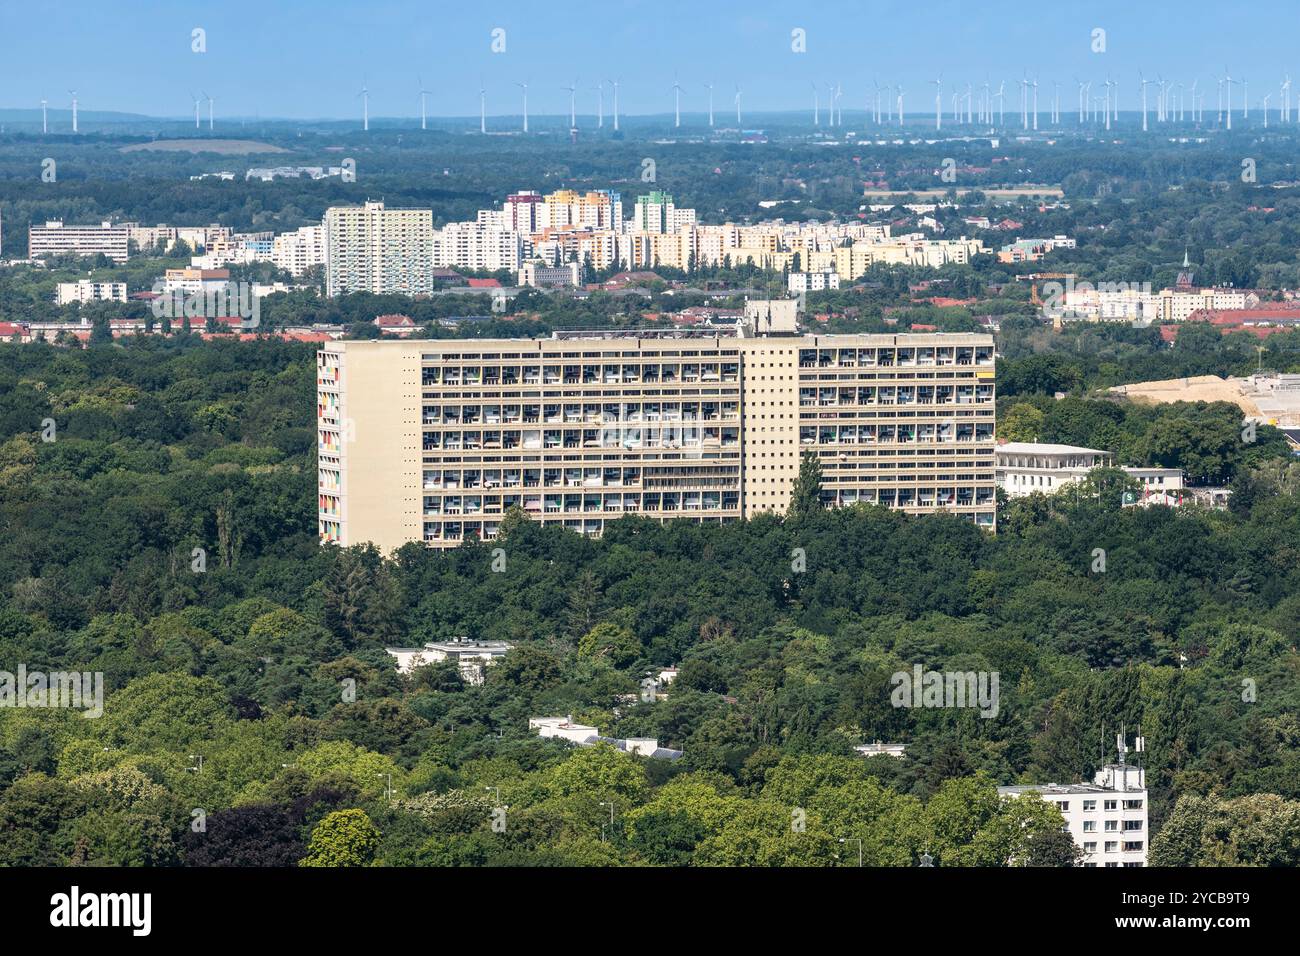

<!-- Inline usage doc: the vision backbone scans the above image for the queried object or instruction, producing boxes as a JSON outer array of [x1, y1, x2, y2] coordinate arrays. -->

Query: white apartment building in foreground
[[999, 760, 1149, 867], [317, 331, 996, 549]]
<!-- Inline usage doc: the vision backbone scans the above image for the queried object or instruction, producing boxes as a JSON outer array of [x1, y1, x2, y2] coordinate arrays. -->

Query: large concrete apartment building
[[317, 331, 996, 549], [324, 201, 435, 297]]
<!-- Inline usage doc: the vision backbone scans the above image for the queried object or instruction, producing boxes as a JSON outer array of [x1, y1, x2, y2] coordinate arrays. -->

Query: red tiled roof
[[466, 278, 502, 288]]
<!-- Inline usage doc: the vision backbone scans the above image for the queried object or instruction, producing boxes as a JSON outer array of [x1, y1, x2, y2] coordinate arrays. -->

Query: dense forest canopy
[[0, 338, 1297, 866]]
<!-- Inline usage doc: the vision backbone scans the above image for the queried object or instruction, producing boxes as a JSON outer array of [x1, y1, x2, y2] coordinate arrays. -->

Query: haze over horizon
[[0, 0, 1294, 122]]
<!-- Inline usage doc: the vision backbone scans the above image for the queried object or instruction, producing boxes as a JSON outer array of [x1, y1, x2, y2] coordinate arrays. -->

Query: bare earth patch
[[1109, 375, 1265, 418]]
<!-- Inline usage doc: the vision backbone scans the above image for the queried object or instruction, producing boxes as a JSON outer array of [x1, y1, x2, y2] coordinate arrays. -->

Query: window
[[1083, 842, 1097, 853], [1105, 842, 1118, 853], [1082, 800, 1097, 812], [1082, 821, 1096, 832]]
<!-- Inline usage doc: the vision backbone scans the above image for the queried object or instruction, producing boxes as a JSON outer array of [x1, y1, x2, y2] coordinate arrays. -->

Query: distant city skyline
[[1, 0, 1297, 122]]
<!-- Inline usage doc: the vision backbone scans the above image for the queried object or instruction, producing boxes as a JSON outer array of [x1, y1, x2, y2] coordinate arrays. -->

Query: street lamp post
[[839, 837, 863, 867], [599, 800, 616, 842]]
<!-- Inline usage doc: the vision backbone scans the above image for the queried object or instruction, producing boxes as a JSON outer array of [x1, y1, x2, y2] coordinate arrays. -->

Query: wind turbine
[[1242, 76, 1248, 119], [41, 98, 47, 134], [671, 75, 683, 128], [1139, 73, 1152, 131], [69, 90, 78, 133], [203, 91, 214, 131], [734, 84, 743, 125], [517, 82, 528, 132], [1102, 77, 1112, 131], [190, 92, 201, 129], [1052, 81, 1060, 125], [1281, 73, 1291, 123], [836, 82, 844, 126], [610, 78, 620, 131], [480, 80, 487, 133], [931, 75, 942, 131], [812, 81, 820, 125], [418, 75, 431, 130], [982, 80, 991, 124], [705, 82, 714, 127], [1019, 75, 1028, 130], [1263, 92, 1271, 128], [358, 83, 369, 131], [1190, 78, 1198, 123], [994, 80, 1005, 127], [896, 86, 905, 126], [1031, 76, 1039, 130], [563, 78, 577, 129], [595, 80, 604, 128], [1224, 70, 1234, 130], [1216, 76, 1224, 125]]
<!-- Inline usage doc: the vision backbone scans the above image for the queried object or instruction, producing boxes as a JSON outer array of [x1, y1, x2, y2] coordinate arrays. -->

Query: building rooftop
[[997, 441, 1108, 456]]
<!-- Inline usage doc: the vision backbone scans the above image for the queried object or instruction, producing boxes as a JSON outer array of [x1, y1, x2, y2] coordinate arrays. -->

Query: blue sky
[[0, 0, 1291, 120]]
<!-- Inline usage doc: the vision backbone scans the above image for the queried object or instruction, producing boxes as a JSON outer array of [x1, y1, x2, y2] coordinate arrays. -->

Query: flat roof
[[997, 442, 1108, 456]]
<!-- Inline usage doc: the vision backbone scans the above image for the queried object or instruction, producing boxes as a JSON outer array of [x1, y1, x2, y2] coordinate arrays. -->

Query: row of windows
[[1052, 799, 1145, 812], [423, 363, 741, 386], [422, 401, 739, 425]]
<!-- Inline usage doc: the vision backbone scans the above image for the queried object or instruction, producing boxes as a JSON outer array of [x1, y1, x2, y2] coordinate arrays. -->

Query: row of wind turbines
[[359, 75, 745, 132], [30, 71, 1300, 134], [380, 70, 1300, 135]]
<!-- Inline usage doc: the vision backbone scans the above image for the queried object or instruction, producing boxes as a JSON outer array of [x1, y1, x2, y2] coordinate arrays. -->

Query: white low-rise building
[[996, 442, 1183, 498], [529, 716, 683, 760], [855, 741, 907, 758], [386, 638, 513, 685]]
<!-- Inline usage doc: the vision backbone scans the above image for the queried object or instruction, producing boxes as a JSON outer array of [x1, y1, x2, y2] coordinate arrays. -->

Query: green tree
[[788, 451, 824, 519], [300, 809, 381, 867]]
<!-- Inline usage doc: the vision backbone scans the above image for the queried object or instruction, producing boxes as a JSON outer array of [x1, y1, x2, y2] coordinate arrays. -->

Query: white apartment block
[[999, 762, 1149, 867], [272, 225, 326, 277], [996, 442, 1183, 498], [432, 221, 523, 273], [29, 221, 130, 262], [788, 270, 841, 294], [316, 332, 996, 550], [519, 261, 580, 288], [1061, 286, 1255, 325], [325, 201, 435, 298], [55, 280, 127, 306], [125, 223, 231, 254]]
